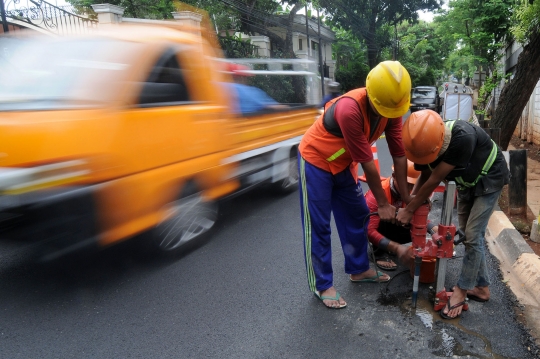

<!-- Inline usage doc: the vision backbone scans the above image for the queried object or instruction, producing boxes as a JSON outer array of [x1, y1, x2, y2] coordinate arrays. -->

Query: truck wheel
[[153, 182, 218, 254], [274, 149, 299, 194]]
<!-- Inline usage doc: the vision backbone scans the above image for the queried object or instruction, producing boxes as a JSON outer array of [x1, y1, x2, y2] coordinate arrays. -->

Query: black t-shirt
[[415, 120, 510, 196]]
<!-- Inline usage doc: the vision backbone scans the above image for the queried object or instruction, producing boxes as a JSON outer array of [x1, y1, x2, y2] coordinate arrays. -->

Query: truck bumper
[[0, 186, 100, 261], [410, 104, 437, 112]]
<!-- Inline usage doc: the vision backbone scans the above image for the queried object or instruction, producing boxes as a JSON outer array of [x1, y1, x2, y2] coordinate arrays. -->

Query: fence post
[[91, 4, 124, 24], [477, 113, 484, 128], [0, 0, 8, 33], [508, 149, 528, 215]]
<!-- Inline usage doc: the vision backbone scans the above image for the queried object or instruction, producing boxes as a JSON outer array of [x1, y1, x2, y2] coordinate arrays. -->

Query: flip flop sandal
[[449, 286, 489, 303], [375, 255, 397, 271], [314, 291, 347, 309], [439, 299, 468, 319], [349, 271, 390, 283], [467, 294, 489, 302]]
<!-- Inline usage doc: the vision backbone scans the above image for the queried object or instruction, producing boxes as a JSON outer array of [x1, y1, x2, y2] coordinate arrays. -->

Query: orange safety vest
[[299, 88, 389, 177], [380, 176, 406, 208]]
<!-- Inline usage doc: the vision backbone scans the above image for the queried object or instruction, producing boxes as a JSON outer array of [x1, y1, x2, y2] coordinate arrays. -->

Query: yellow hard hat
[[366, 61, 411, 118]]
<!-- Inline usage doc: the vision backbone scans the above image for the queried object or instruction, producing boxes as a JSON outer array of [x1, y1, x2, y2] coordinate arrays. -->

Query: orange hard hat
[[402, 110, 445, 165], [406, 160, 421, 184], [391, 160, 421, 184]]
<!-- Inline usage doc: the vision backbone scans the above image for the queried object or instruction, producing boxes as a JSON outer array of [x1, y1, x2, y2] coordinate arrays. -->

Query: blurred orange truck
[[0, 25, 317, 260]]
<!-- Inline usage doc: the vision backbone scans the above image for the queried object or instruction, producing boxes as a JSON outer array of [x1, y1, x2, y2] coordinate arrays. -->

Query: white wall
[[513, 76, 540, 146]]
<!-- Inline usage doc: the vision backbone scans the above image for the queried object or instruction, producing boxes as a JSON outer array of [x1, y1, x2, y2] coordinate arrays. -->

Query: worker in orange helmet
[[298, 61, 413, 309], [396, 110, 509, 319], [365, 160, 433, 271]]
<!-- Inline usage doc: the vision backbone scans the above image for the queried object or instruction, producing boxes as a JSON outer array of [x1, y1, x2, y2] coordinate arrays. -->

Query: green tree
[[319, 0, 440, 68], [433, 0, 512, 80], [188, 0, 303, 58], [491, 0, 540, 149], [331, 27, 370, 91], [67, 0, 174, 19], [396, 20, 452, 86]]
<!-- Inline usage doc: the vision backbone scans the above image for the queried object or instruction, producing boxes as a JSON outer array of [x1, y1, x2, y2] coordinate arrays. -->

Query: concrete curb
[[486, 210, 540, 340]]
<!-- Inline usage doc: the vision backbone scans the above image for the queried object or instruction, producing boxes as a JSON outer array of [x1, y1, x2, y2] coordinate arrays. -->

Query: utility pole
[[304, 5, 310, 57], [317, 8, 325, 98], [393, 24, 397, 60], [0, 0, 9, 33]]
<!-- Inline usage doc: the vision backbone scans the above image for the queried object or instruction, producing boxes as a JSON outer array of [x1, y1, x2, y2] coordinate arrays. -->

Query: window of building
[[298, 39, 303, 50], [311, 40, 318, 51]]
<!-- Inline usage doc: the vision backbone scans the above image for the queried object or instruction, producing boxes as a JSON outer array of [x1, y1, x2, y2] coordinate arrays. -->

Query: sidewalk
[[485, 141, 540, 345]]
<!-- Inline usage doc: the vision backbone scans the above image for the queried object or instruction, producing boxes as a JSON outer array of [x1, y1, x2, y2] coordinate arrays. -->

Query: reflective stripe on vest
[[430, 120, 498, 189], [327, 148, 346, 162]]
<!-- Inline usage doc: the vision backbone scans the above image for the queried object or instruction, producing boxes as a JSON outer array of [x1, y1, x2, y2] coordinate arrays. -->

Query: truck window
[[139, 50, 191, 106]]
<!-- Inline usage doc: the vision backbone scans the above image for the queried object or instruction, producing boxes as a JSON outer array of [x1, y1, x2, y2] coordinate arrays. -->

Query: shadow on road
[[0, 186, 291, 302]]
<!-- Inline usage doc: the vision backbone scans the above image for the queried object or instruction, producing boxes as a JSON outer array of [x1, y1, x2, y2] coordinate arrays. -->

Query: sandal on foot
[[450, 286, 489, 303], [440, 299, 468, 319], [467, 293, 489, 302], [376, 255, 397, 271], [314, 291, 347, 309], [349, 271, 390, 283]]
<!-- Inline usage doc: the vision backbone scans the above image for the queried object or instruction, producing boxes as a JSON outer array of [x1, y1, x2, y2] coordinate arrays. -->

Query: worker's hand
[[396, 208, 413, 226], [378, 203, 397, 224], [396, 245, 414, 268], [402, 194, 413, 205], [426, 197, 432, 211]]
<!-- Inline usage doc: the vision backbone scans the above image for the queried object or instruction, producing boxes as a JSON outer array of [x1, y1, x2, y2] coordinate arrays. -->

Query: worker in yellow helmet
[[397, 110, 509, 319], [298, 61, 412, 309]]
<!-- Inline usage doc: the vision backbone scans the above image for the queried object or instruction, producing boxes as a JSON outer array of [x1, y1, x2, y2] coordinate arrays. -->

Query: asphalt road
[[0, 138, 537, 358]]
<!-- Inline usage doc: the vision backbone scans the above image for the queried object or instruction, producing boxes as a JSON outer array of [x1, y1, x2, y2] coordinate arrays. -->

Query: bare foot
[[316, 287, 347, 308], [442, 286, 467, 319], [350, 268, 390, 282], [466, 286, 490, 302]]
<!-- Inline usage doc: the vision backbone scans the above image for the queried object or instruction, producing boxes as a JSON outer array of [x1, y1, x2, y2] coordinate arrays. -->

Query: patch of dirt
[[510, 136, 540, 163], [499, 135, 540, 257]]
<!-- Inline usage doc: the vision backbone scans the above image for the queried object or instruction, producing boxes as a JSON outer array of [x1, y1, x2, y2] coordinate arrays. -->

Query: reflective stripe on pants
[[299, 157, 371, 292]]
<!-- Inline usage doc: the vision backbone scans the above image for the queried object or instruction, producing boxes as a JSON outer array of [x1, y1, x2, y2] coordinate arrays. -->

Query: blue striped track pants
[[298, 156, 371, 292]]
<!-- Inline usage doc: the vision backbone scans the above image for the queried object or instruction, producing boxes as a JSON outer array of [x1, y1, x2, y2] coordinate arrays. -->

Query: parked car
[[410, 86, 441, 113]]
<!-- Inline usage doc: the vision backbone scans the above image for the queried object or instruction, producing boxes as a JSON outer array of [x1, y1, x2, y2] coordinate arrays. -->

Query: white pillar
[[91, 4, 124, 24], [249, 35, 270, 58], [171, 11, 203, 28]]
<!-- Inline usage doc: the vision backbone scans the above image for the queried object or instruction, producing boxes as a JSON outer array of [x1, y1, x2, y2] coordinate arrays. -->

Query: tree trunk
[[491, 30, 540, 150], [365, 21, 378, 69], [244, 22, 286, 51], [284, 4, 306, 103], [284, 4, 301, 58]]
